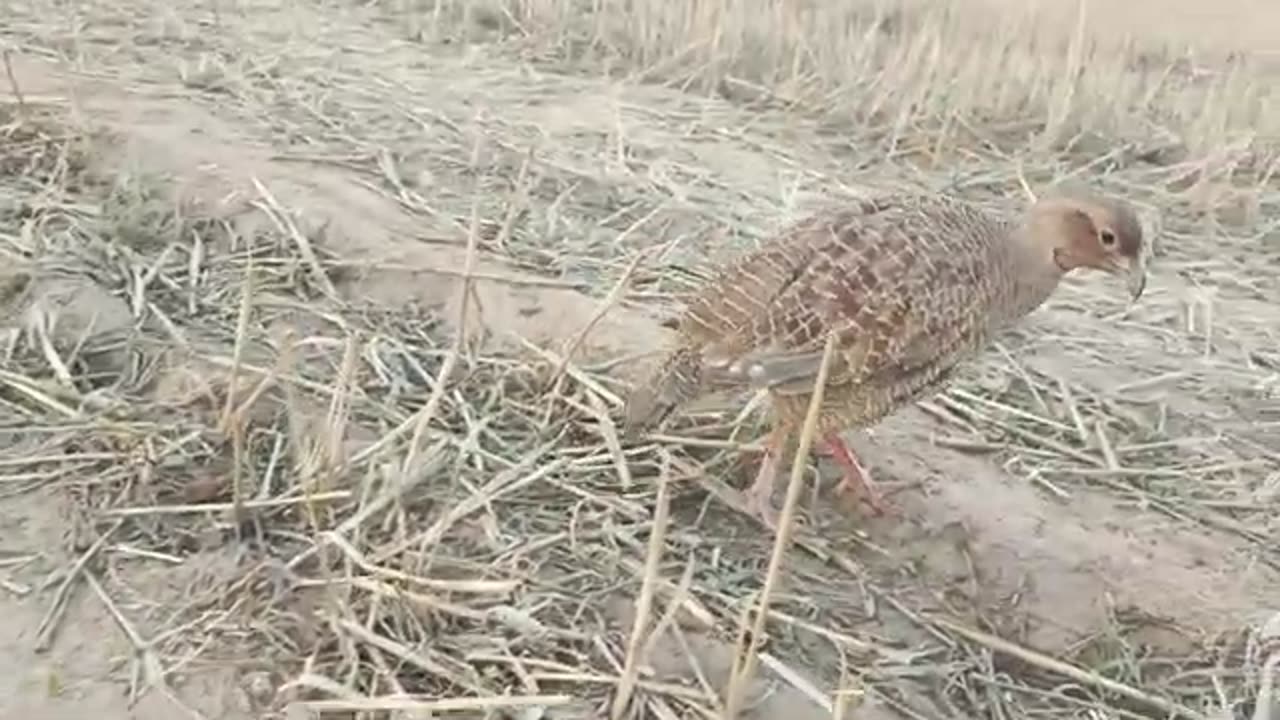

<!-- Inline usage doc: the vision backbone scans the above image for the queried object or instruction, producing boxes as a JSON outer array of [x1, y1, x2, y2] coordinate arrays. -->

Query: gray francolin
[[621, 190, 1147, 526]]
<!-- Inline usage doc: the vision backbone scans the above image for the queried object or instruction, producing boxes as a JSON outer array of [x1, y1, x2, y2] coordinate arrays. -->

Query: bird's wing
[[711, 197, 1002, 394], [678, 198, 892, 349], [623, 200, 894, 433]]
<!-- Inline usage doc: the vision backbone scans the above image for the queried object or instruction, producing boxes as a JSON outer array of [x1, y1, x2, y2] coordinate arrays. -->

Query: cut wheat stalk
[[723, 330, 839, 719]]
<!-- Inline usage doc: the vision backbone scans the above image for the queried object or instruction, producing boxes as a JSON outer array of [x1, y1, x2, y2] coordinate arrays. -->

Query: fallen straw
[[929, 615, 1210, 720], [285, 693, 574, 714]]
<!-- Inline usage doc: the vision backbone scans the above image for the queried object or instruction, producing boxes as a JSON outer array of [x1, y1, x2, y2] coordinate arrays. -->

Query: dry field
[[1, 0, 1278, 718]]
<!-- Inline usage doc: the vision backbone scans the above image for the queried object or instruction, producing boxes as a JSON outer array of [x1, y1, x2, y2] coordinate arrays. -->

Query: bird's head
[[1029, 192, 1148, 302]]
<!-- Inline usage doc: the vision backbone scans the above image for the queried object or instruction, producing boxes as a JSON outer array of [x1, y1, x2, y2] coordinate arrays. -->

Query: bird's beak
[[1115, 254, 1147, 302]]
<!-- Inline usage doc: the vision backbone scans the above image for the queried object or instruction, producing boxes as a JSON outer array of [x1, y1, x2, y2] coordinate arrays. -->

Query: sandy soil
[[1, 0, 1278, 718]]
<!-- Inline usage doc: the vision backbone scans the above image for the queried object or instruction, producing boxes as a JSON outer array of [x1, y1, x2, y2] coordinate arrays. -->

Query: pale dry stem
[[723, 331, 839, 718]]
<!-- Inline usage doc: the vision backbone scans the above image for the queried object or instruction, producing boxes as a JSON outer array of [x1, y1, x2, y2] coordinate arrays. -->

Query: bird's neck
[[999, 222, 1066, 326]]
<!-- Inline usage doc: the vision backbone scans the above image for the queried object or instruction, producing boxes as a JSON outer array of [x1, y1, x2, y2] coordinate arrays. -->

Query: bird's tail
[[621, 344, 703, 441]]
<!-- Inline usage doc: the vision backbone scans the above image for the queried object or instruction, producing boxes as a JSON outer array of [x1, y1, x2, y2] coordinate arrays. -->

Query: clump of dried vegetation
[[1, 1, 1278, 719]]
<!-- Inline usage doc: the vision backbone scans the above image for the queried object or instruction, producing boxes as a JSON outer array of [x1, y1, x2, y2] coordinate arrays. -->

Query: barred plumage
[[623, 191, 1147, 526]]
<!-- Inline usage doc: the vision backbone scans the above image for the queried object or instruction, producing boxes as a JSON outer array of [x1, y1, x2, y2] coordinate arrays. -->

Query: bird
[[620, 190, 1147, 527]]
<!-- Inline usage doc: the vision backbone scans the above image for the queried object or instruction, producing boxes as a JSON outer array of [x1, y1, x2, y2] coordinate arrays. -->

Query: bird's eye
[[1099, 229, 1117, 247]]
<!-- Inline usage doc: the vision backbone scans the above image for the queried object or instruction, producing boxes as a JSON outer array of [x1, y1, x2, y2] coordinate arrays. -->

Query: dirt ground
[[1, 0, 1278, 718]]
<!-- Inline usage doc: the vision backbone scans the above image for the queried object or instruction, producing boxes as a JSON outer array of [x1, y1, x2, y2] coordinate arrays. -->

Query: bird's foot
[[824, 433, 894, 517]]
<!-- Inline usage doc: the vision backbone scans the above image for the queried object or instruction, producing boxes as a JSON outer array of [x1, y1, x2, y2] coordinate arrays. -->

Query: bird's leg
[[824, 433, 888, 516], [743, 423, 788, 529]]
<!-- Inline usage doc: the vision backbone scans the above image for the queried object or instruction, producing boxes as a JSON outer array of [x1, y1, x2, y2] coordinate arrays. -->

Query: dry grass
[[419, 0, 1279, 162], [1, 0, 1279, 719]]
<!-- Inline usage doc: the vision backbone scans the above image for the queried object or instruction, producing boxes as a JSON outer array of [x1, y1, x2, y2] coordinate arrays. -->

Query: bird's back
[[696, 196, 1014, 358]]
